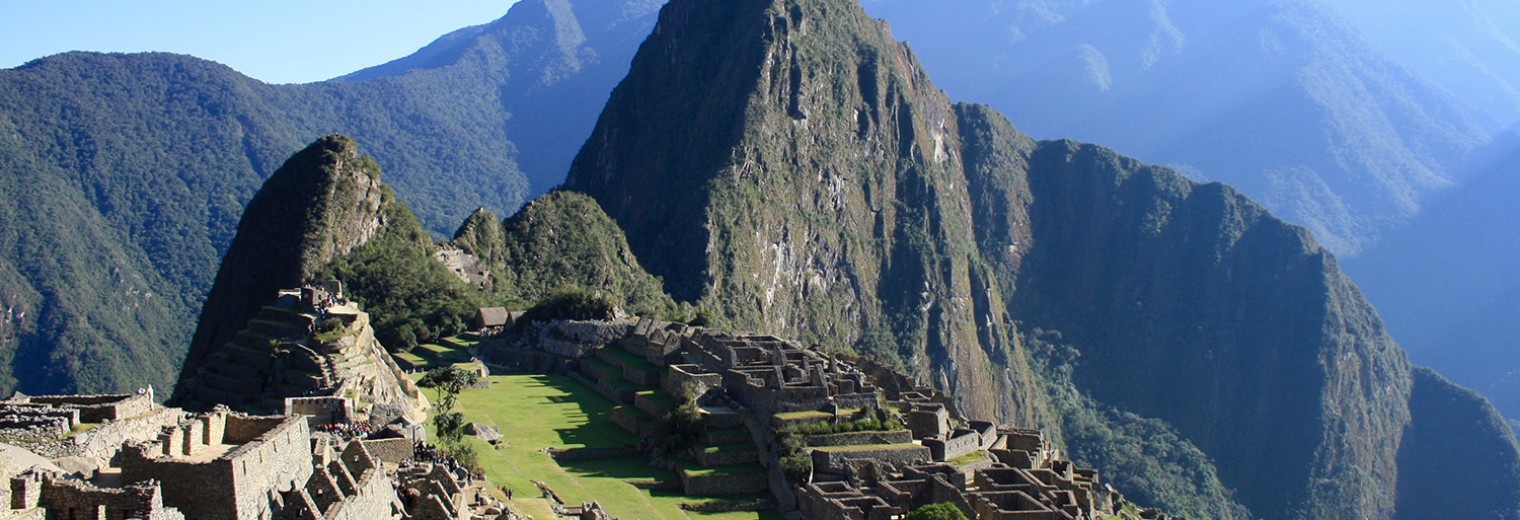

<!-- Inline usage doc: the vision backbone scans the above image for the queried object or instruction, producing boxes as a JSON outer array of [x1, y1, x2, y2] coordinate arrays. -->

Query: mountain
[[564, 0, 1520, 517], [0, 0, 663, 396], [488, 190, 680, 318], [1320, 0, 1520, 132], [1343, 130, 1520, 417], [859, 0, 1489, 257], [176, 135, 481, 407]]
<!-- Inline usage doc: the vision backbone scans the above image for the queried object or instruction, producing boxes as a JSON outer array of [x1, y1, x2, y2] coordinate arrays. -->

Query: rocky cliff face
[[175, 136, 393, 404], [566, 0, 1049, 428], [563, 0, 1520, 517], [1016, 140, 1412, 518]]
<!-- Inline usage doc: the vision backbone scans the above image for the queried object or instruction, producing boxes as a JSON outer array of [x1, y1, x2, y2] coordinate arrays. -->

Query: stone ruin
[[177, 284, 427, 424], [477, 315, 1149, 519], [1, 392, 496, 520]]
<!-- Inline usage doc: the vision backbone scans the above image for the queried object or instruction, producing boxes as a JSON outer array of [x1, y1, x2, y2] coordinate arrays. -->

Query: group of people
[[317, 421, 372, 440], [408, 441, 480, 481]]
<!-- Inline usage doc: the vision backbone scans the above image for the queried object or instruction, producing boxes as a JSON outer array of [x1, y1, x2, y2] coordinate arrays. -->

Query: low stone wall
[[681, 471, 767, 496], [942, 431, 978, 459], [360, 439, 412, 466], [695, 447, 758, 467], [483, 348, 575, 374], [621, 364, 661, 387], [665, 365, 722, 398], [803, 430, 913, 448], [634, 393, 673, 418], [581, 360, 618, 381], [570, 372, 633, 406], [612, 407, 659, 437], [548, 446, 639, 462], [39, 476, 175, 520], [811, 445, 932, 474], [701, 408, 745, 429], [679, 498, 774, 512], [533, 320, 632, 358], [71, 406, 181, 464], [29, 394, 152, 423]]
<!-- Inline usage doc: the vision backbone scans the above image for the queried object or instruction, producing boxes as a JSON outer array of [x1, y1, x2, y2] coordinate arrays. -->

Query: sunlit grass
[[431, 372, 780, 520]]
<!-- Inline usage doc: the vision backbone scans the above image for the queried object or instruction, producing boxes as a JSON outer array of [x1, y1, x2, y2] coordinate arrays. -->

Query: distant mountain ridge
[[861, 0, 1488, 256]]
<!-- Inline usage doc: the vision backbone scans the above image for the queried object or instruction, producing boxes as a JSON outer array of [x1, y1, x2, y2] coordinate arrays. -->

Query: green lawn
[[398, 335, 475, 369], [440, 373, 780, 520], [599, 345, 660, 372], [773, 410, 832, 423], [946, 450, 989, 466]]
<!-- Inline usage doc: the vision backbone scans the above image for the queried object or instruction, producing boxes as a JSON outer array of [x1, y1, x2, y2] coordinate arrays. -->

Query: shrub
[[780, 451, 813, 484], [519, 285, 617, 325], [906, 503, 967, 520]]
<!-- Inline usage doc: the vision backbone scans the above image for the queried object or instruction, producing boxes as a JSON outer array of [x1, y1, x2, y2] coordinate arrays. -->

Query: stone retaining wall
[[570, 372, 632, 406], [549, 446, 640, 461], [811, 445, 932, 474], [803, 430, 913, 448], [681, 471, 767, 496], [695, 447, 759, 466], [71, 407, 182, 464], [665, 365, 722, 398], [360, 439, 412, 466]]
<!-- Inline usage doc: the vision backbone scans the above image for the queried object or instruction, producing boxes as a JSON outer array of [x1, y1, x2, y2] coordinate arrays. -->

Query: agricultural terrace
[[427, 372, 782, 520]]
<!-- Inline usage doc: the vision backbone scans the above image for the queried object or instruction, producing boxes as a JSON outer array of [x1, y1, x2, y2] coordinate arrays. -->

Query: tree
[[907, 503, 968, 520], [418, 366, 480, 443]]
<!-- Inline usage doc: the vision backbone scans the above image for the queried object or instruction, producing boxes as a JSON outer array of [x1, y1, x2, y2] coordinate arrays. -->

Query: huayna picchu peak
[[2, 0, 1518, 519]]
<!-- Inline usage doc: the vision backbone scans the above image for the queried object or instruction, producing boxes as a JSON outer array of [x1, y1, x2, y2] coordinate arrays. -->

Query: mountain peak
[[174, 134, 393, 404]]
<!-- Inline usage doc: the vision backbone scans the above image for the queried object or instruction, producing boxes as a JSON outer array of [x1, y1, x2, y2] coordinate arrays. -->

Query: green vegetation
[[427, 372, 779, 520], [486, 191, 684, 320], [517, 285, 618, 325], [312, 318, 347, 344], [318, 194, 485, 353], [779, 451, 811, 484], [777, 418, 891, 437], [944, 450, 988, 466], [1024, 331, 1250, 519], [418, 366, 482, 471], [906, 503, 967, 520], [657, 387, 704, 457]]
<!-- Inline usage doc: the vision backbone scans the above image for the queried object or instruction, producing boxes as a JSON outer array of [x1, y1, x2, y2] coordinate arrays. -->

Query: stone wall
[[803, 430, 914, 448], [532, 320, 632, 358], [284, 397, 353, 427], [664, 365, 722, 399], [360, 439, 412, 466], [680, 471, 767, 496], [222, 416, 313, 520], [694, 447, 758, 467], [811, 446, 932, 475], [38, 475, 182, 520], [925, 431, 981, 462], [29, 394, 153, 423], [119, 415, 314, 520], [70, 407, 181, 464]]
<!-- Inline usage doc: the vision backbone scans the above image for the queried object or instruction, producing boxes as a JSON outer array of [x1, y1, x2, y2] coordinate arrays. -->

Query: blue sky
[[0, 1, 519, 84]]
